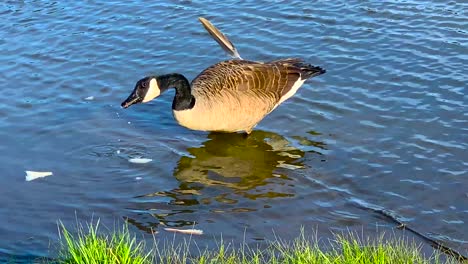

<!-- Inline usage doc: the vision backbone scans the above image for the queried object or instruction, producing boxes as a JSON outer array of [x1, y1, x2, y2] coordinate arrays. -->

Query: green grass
[[56, 222, 460, 264], [58, 220, 151, 264]]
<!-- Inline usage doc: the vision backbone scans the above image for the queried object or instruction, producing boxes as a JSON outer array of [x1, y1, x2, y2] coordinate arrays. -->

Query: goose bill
[[121, 93, 141, 108]]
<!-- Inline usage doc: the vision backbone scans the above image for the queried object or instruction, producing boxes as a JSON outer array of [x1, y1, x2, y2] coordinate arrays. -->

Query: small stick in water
[[164, 228, 203, 235]]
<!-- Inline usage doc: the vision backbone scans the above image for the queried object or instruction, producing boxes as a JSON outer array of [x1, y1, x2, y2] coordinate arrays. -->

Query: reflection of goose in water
[[174, 130, 306, 191], [127, 130, 326, 231]]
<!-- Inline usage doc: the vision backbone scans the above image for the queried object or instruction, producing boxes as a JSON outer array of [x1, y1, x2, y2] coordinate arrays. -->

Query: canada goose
[[121, 17, 325, 134]]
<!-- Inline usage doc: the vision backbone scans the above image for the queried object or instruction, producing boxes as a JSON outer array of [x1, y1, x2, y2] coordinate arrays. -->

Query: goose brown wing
[[191, 59, 325, 103]]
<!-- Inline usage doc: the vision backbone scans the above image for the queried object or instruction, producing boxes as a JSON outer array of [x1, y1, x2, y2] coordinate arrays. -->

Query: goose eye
[[141, 81, 148, 88]]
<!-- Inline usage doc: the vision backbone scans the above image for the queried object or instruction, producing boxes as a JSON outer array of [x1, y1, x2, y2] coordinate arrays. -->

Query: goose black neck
[[157, 73, 195, 110]]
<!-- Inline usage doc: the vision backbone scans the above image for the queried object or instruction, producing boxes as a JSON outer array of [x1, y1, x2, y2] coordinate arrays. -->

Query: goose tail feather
[[274, 58, 326, 79], [299, 64, 326, 79]]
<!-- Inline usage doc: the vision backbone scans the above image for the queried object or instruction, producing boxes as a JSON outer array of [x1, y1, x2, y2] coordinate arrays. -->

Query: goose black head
[[121, 76, 160, 108]]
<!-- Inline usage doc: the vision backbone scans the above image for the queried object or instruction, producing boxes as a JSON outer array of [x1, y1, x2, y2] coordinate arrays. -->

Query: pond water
[[0, 0, 466, 261]]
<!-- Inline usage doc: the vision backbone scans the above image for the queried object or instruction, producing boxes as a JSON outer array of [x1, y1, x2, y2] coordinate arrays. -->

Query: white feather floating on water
[[164, 228, 203, 235], [128, 158, 152, 164], [25, 171, 53, 181], [84, 96, 94, 100]]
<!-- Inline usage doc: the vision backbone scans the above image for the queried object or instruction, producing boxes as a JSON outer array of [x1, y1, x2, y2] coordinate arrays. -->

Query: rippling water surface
[[0, 0, 467, 261]]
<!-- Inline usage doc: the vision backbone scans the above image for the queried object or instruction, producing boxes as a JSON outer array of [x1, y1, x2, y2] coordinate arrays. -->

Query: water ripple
[[0, 0, 467, 258]]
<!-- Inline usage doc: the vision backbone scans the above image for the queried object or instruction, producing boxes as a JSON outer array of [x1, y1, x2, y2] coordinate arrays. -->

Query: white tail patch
[[278, 78, 305, 105], [143, 78, 160, 103], [164, 228, 204, 235], [25, 171, 53, 181]]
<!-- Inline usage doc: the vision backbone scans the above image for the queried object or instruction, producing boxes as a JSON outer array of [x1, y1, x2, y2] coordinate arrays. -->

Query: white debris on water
[[135, 176, 142, 180], [25, 171, 53, 181], [116, 150, 121, 154], [84, 96, 94, 101], [128, 158, 152, 164], [164, 228, 203, 235]]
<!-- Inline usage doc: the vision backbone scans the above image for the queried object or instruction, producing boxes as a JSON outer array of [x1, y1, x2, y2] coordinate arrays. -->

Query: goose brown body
[[173, 59, 325, 133]]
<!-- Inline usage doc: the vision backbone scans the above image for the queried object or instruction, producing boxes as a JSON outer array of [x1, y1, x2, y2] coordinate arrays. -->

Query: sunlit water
[[0, 0, 466, 261]]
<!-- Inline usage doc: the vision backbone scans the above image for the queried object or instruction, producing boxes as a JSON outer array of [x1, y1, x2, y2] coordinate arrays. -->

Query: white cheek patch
[[143, 78, 161, 102]]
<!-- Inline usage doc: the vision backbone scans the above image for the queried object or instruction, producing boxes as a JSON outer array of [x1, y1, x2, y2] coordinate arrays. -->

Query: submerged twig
[[164, 228, 203, 235], [353, 202, 467, 262]]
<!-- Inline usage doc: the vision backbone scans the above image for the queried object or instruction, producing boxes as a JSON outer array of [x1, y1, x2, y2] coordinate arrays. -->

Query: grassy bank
[[55, 221, 459, 264]]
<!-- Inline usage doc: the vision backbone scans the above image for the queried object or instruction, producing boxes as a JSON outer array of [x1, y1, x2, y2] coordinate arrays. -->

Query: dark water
[[0, 0, 467, 261]]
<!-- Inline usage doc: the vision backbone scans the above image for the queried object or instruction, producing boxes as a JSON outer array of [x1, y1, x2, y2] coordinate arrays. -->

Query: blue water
[[0, 0, 466, 261]]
